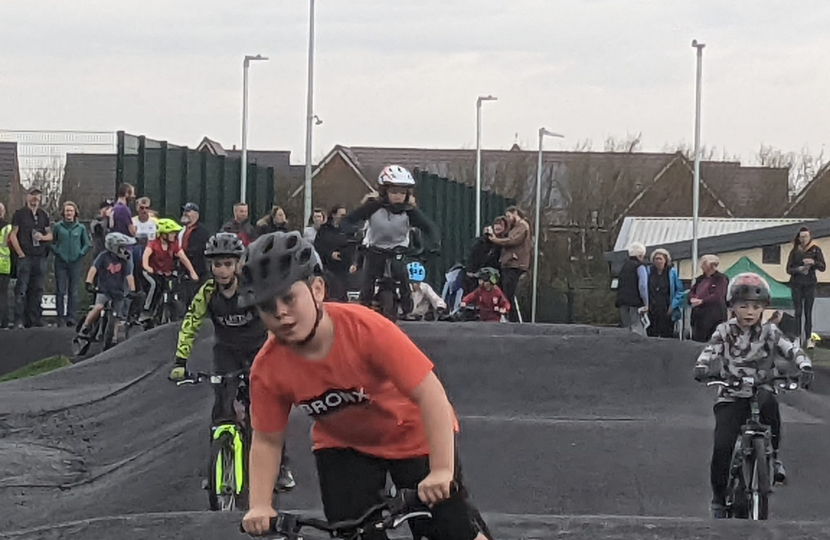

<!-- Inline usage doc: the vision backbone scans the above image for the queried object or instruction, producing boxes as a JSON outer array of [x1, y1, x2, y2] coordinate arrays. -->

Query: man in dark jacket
[[314, 205, 355, 302], [180, 202, 212, 304], [689, 254, 729, 342], [222, 202, 256, 246], [615, 242, 649, 336]]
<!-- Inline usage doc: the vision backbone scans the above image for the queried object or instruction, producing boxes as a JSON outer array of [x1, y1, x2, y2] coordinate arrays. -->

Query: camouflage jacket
[[695, 319, 811, 402]]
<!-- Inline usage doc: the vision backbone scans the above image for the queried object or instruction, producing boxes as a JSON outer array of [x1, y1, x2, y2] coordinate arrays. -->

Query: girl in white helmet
[[341, 165, 440, 313]]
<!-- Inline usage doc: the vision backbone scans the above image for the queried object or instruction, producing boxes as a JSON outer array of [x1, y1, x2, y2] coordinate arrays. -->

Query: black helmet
[[475, 266, 500, 283], [727, 272, 771, 306], [205, 232, 245, 259], [238, 231, 322, 307]]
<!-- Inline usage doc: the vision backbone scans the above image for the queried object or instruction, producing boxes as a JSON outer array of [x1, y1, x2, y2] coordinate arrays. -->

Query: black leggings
[[500, 268, 524, 322], [710, 391, 781, 502], [791, 283, 816, 341], [314, 447, 485, 540], [359, 251, 412, 312]]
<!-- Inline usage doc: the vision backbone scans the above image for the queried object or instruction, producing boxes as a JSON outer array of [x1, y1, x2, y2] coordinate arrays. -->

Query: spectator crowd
[[615, 224, 825, 347], [5, 181, 530, 327]]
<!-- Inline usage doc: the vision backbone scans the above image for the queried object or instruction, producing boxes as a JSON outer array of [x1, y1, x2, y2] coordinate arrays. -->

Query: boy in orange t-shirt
[[238, 231, 490, 540]]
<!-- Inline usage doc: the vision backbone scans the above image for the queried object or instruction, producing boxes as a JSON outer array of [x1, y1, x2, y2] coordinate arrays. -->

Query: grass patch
[[0, 355, 72, 383]]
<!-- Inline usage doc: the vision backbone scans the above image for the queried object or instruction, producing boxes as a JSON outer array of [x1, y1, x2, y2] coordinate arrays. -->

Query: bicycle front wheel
[[102, 313, 116, 350], [209, 441, 237, 511], [750, 437, 770, 520], [378, 288, 398, 322]]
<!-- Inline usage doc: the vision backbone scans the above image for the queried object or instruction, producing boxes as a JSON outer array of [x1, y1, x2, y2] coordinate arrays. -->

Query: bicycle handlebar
[[706, 374, 800, 391], [241, 489, 430, 538], [175, 369, 248, 387]]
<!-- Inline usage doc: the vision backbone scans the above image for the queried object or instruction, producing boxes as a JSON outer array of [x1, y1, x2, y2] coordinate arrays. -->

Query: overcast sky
[[1, 1, 828, 164]]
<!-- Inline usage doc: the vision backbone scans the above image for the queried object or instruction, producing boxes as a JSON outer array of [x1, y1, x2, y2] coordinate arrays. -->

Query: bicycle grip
[[237, 516, 282, 536]]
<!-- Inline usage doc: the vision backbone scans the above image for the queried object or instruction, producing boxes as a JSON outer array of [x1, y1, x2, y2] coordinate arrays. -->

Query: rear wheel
[[750, 437, 770, 520], [208, 437, 237, 512]]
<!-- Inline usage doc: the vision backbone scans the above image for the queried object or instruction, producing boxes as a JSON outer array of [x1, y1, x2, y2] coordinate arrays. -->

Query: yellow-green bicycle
[[178, 369, 251, 511]]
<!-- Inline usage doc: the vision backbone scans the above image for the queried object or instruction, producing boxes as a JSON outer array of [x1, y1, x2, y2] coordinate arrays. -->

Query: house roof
[[0, 141, 19, 193], [614, 216, 811, 252], [226, 149, 293, 173], [196, 137, 227, 156], [783, 162, 830, 217], [604, 217, 830, 272], [701, 163, 789, 217]]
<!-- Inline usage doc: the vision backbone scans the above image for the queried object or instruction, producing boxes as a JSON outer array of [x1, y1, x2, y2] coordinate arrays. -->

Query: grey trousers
[[620, 306, 646, 336]]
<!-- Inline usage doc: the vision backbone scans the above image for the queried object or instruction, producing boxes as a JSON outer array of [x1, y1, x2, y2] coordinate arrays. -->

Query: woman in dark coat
[[689, 254, 729, 342], [462, 216, 506, 294], [314, 205, 355, 302], [786, 226, 826, 348], [255, 206, 289, 237]]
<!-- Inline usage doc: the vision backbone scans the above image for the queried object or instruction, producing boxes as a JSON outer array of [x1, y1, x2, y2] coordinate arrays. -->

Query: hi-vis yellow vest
[[0, 224, 11, 275]]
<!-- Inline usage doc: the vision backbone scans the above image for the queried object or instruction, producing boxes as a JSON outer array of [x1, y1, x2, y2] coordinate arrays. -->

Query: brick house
[[0, 142, 24, 212]]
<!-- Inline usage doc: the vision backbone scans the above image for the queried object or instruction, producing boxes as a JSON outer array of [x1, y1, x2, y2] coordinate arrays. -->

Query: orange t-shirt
[[250, 303, 437, 460]]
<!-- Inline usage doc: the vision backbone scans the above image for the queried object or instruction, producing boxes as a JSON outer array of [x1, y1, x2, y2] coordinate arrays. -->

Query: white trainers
[[807, 339, 816, 350]]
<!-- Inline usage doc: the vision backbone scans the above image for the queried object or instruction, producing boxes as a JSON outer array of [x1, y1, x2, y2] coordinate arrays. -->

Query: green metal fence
[[116, 132, 275, 233], [414, 170, 514, 281]]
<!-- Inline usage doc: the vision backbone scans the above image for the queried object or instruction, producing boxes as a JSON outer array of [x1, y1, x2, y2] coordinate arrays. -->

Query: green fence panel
[[143, 148, 163, 213], [415, 171, 513, 285], [185, 149, 202, 212], [204, 154, 223, 233]]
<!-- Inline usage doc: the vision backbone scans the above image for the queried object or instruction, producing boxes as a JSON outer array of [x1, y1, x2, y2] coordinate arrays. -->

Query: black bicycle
[[72, 290, 121, 356], [178, 369, 251, 511], [707, 373, 801, 520], [145, 272, 187, 328], [243, 488, 431, 540]]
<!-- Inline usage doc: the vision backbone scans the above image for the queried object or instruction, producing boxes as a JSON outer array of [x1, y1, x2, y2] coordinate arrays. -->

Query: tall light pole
[[532, 127, 564, 324], [475, 95, 497, 233], [240, 54, 268, 203], [691, 40, 705, 280], [303, 0, 317, 226]]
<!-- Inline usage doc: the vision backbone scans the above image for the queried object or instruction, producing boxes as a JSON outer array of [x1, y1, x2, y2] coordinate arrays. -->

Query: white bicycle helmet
[[378, 165, 415, 187]]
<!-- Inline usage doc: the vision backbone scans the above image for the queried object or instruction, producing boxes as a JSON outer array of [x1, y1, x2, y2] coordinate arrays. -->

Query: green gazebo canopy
[[722, 256, 792, 310]]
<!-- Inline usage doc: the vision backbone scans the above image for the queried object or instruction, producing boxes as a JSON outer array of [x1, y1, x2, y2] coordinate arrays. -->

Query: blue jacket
[[648, 265, 686, 322]]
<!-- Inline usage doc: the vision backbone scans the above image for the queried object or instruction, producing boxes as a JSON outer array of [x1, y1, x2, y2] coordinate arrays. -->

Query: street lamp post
[[303, 0, 317, 226], [240, 54, 268, 203], [532, 127, 564, 324], [691, 40, 705, 282], [475, 95, 497, 233]]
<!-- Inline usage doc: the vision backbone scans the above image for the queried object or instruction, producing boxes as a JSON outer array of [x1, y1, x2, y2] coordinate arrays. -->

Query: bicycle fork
[[213, 424, 245, 495]]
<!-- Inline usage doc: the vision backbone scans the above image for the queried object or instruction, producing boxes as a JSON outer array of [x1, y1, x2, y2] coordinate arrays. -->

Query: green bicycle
[[179, 370, 251, 511]]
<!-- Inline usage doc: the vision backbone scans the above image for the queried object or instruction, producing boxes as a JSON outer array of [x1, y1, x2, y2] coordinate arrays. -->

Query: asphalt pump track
[[2, 322, 830, 539]]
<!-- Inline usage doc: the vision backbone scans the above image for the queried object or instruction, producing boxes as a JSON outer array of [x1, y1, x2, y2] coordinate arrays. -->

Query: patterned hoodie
[[695, 319, 811, 402]]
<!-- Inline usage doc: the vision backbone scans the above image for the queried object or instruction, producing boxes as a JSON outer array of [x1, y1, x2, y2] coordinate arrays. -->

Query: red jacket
[[462, 285, 511, 322]]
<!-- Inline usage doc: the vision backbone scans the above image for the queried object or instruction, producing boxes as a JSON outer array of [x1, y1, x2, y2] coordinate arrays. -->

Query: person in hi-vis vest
[[0, 202, 12, 329]]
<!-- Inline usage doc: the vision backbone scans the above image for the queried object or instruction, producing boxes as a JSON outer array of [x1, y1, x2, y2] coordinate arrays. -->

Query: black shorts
[[314, 446, 487, 540]]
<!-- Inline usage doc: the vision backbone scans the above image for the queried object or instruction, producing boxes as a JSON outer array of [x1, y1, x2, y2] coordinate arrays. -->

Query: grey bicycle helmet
[[238, 231, 323, 307], [105, 232, 136, 259], [205, 232, 245, 259]]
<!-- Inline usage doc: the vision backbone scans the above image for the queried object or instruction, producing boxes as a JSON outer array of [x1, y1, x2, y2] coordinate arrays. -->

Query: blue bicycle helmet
[[407, 262, 426, 283]]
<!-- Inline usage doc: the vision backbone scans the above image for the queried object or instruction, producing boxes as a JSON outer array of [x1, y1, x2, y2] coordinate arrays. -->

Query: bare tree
[[755, 144, 827, 193], [25, 161, 64, 216]]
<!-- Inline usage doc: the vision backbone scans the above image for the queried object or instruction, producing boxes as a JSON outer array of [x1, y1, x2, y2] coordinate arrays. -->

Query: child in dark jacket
[[460, 267, 510, 322]]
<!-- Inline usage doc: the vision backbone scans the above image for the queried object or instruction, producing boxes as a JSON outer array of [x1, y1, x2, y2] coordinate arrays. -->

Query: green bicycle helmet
[[157, 218, 183, 236]]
